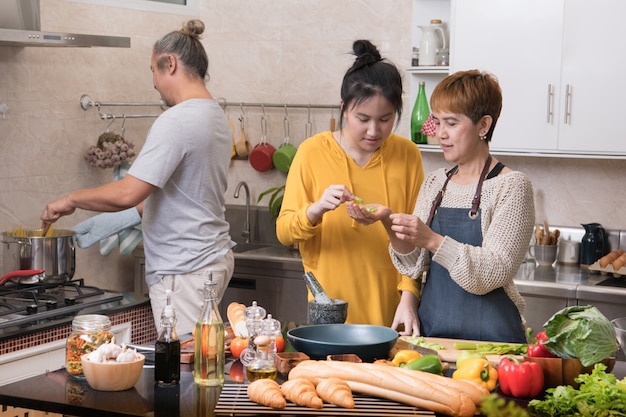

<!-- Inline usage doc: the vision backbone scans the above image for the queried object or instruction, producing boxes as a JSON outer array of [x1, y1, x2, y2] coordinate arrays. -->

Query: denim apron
[[418, 157, 526, 343]]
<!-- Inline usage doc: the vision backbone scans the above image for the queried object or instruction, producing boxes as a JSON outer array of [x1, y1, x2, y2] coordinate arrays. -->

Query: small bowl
[[81, 353, 145, 391], [524, 355, 615, 389], [326, 353, 362, 363], [308, 299, 348, 324], [274, 352, 310, 374], [612, 317, 626, 352]]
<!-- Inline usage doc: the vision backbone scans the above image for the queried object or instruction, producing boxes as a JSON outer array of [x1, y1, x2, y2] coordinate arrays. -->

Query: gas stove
[[0, 278, 123, 334]]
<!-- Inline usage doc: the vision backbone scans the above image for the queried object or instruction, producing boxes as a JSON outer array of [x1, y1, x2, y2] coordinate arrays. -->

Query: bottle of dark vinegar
[[155, 289, 181, 385]]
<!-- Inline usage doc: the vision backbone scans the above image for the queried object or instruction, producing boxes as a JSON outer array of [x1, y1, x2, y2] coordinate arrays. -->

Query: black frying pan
[[287, 324, 398, 362]]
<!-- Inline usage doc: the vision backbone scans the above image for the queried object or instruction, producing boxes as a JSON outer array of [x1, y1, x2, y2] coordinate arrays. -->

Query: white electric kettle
[[418, 20, 447, 66]]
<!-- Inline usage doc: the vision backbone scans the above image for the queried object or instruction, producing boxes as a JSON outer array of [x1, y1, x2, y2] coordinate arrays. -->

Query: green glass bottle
[[411, 81, 430, 144]]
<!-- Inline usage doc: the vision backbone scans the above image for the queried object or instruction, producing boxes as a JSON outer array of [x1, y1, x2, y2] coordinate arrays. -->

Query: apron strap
[[469, 155, 493, 219], [426, 155, 493, 225], [426, 165, 457, 226]]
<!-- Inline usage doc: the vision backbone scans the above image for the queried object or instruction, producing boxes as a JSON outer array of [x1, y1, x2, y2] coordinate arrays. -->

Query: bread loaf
[[289, 360, 483, 417], [226, 302, 248, 337]]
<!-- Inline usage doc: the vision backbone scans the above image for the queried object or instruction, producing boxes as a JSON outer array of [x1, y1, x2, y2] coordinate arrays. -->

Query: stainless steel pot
[[2, 229, 75, 284]]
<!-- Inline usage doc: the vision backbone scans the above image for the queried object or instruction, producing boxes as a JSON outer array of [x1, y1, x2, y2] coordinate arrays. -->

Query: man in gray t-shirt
[[41, 19, 235, 334]]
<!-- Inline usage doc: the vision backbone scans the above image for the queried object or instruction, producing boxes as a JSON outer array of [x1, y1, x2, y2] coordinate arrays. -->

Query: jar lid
[[72, 314, 111, 330]]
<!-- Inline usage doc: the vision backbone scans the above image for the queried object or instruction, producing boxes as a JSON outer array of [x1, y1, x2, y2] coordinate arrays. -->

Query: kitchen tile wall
[[0, 0, 624, 292]]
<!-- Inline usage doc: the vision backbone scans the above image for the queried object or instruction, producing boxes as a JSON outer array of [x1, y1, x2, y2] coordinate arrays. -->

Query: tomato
[[229, 360, 245, 382], [275, 335, 286, 353], [229, 337, 248, 359]]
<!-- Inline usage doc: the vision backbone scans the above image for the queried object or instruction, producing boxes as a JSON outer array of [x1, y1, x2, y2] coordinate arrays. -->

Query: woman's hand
[[306, 184, 353, 224], [391, 291, 420, 336], [389, 213, 444, 253], [346, 202, 391, 225]]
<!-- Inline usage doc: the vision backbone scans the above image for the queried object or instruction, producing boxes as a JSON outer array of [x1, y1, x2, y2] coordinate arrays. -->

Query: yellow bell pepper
[[452, 357, 498, 391], [391, 349, 421, 367]]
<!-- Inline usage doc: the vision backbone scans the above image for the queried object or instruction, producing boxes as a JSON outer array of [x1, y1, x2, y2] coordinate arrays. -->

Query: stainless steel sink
[[231, 242, 277, 253], [231, 242, 302, 262]]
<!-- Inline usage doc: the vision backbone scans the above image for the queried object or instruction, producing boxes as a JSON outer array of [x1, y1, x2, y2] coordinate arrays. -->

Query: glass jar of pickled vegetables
[[66, 314, 113, 377]]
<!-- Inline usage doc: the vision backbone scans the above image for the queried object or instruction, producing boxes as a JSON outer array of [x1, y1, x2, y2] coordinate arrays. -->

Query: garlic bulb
[[116, 345, 138, 363]]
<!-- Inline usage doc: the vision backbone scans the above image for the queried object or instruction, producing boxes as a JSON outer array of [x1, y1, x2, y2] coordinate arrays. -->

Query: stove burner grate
[[0, 278, 123, 330]]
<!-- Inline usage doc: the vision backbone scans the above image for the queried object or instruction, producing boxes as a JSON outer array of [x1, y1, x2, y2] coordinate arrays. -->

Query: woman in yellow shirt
[[276, 40, 424, 333]]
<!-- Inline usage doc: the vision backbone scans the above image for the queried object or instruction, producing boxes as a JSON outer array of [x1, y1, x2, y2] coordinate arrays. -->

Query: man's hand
[[40, 195, 75, 227]]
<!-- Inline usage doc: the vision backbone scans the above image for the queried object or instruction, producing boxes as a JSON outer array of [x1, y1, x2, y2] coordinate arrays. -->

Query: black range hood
[[0, 0, 130, 48]]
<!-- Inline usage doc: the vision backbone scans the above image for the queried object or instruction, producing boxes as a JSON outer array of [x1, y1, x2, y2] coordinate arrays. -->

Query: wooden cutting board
[[406, 337, 524, 367]]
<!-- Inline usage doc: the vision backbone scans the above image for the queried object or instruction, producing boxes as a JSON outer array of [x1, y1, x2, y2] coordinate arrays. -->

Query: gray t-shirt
[[129, 98, 234, 286]]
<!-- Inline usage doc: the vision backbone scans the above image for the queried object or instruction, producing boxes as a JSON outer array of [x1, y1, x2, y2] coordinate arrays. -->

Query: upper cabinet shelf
[[407, 66, 449, 74]]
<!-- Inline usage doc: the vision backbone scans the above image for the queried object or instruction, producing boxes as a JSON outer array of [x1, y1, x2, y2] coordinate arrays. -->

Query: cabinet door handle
[[546, 84, 554, 123], [564, 84, 572, 125]]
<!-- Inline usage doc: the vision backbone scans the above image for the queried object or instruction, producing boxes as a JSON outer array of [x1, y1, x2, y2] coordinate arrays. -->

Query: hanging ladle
[[0, 269, 45, 286]]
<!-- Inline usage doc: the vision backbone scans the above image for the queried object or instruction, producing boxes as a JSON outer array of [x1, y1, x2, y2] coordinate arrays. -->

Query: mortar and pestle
[[303, 272, 348, 324]]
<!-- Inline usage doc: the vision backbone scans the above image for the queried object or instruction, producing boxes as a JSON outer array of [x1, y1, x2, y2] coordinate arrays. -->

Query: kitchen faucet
[[233, 181, 251, 243]]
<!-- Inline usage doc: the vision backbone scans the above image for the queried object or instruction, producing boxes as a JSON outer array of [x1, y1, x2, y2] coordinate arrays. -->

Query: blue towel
[[73, 207, 142, 252], [72, 162, 143, 255]]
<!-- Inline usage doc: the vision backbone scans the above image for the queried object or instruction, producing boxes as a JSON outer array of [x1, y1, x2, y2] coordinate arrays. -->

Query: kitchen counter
[[0, 354, 624, 417]]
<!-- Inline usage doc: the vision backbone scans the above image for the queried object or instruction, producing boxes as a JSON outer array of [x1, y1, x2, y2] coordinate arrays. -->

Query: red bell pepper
[[498, 356, 544, 398], [526, 329, 557, 358]]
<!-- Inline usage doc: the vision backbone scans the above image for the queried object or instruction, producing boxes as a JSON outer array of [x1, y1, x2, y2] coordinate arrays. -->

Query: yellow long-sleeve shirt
[[276, 131, 424, 326]]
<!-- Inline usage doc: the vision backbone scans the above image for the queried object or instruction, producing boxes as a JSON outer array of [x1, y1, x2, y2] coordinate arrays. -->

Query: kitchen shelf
[[407, 66, 449, 74]]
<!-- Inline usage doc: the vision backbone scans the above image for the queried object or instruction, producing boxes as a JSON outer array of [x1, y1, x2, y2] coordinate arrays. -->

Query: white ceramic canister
[[557, 238, 581, 265], [418, 19, 447, 66]]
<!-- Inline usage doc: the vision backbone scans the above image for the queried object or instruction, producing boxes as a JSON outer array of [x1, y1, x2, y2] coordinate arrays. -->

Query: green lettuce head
[[542, 305, 618, 367]]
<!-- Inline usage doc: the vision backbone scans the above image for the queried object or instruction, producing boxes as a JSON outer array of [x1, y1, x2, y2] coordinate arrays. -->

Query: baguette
[[226, 302, 248, 337], [281, 377, 323, 409], [315, 377, 354, 408], [247, 379, 286, 409], [289, 360, 478, 417], [347, 381, 458, 416]]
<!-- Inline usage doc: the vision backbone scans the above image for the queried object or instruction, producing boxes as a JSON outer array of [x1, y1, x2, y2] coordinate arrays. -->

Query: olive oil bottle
[[194, 273, 224, 386]]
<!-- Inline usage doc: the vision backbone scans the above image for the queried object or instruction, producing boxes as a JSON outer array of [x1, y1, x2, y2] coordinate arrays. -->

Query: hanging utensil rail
[[80, 94, 164, 120], [80, 94, 340, 120], [220, 101, 340, 110]]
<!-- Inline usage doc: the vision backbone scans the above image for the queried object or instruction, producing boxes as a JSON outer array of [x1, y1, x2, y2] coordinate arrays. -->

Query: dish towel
[[72, 162, 143, 255]]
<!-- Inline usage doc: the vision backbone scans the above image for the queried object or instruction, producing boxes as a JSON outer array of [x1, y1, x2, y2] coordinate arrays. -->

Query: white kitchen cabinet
[[451, 0, 626, 156]]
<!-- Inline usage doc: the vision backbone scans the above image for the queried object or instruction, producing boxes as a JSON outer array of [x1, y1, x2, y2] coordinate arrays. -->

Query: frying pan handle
[[0, 269, 45, 286]]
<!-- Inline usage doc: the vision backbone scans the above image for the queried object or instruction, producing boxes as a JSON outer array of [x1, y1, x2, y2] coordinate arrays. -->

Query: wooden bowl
[[81, 353, 145, 391], [326, 353, 362, 363], [274, 352, 310, 374], [524, 355, 615, 389]]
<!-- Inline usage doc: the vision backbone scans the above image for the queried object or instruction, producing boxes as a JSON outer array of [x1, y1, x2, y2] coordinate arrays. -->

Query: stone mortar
[[308, 299, 348, 324]]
